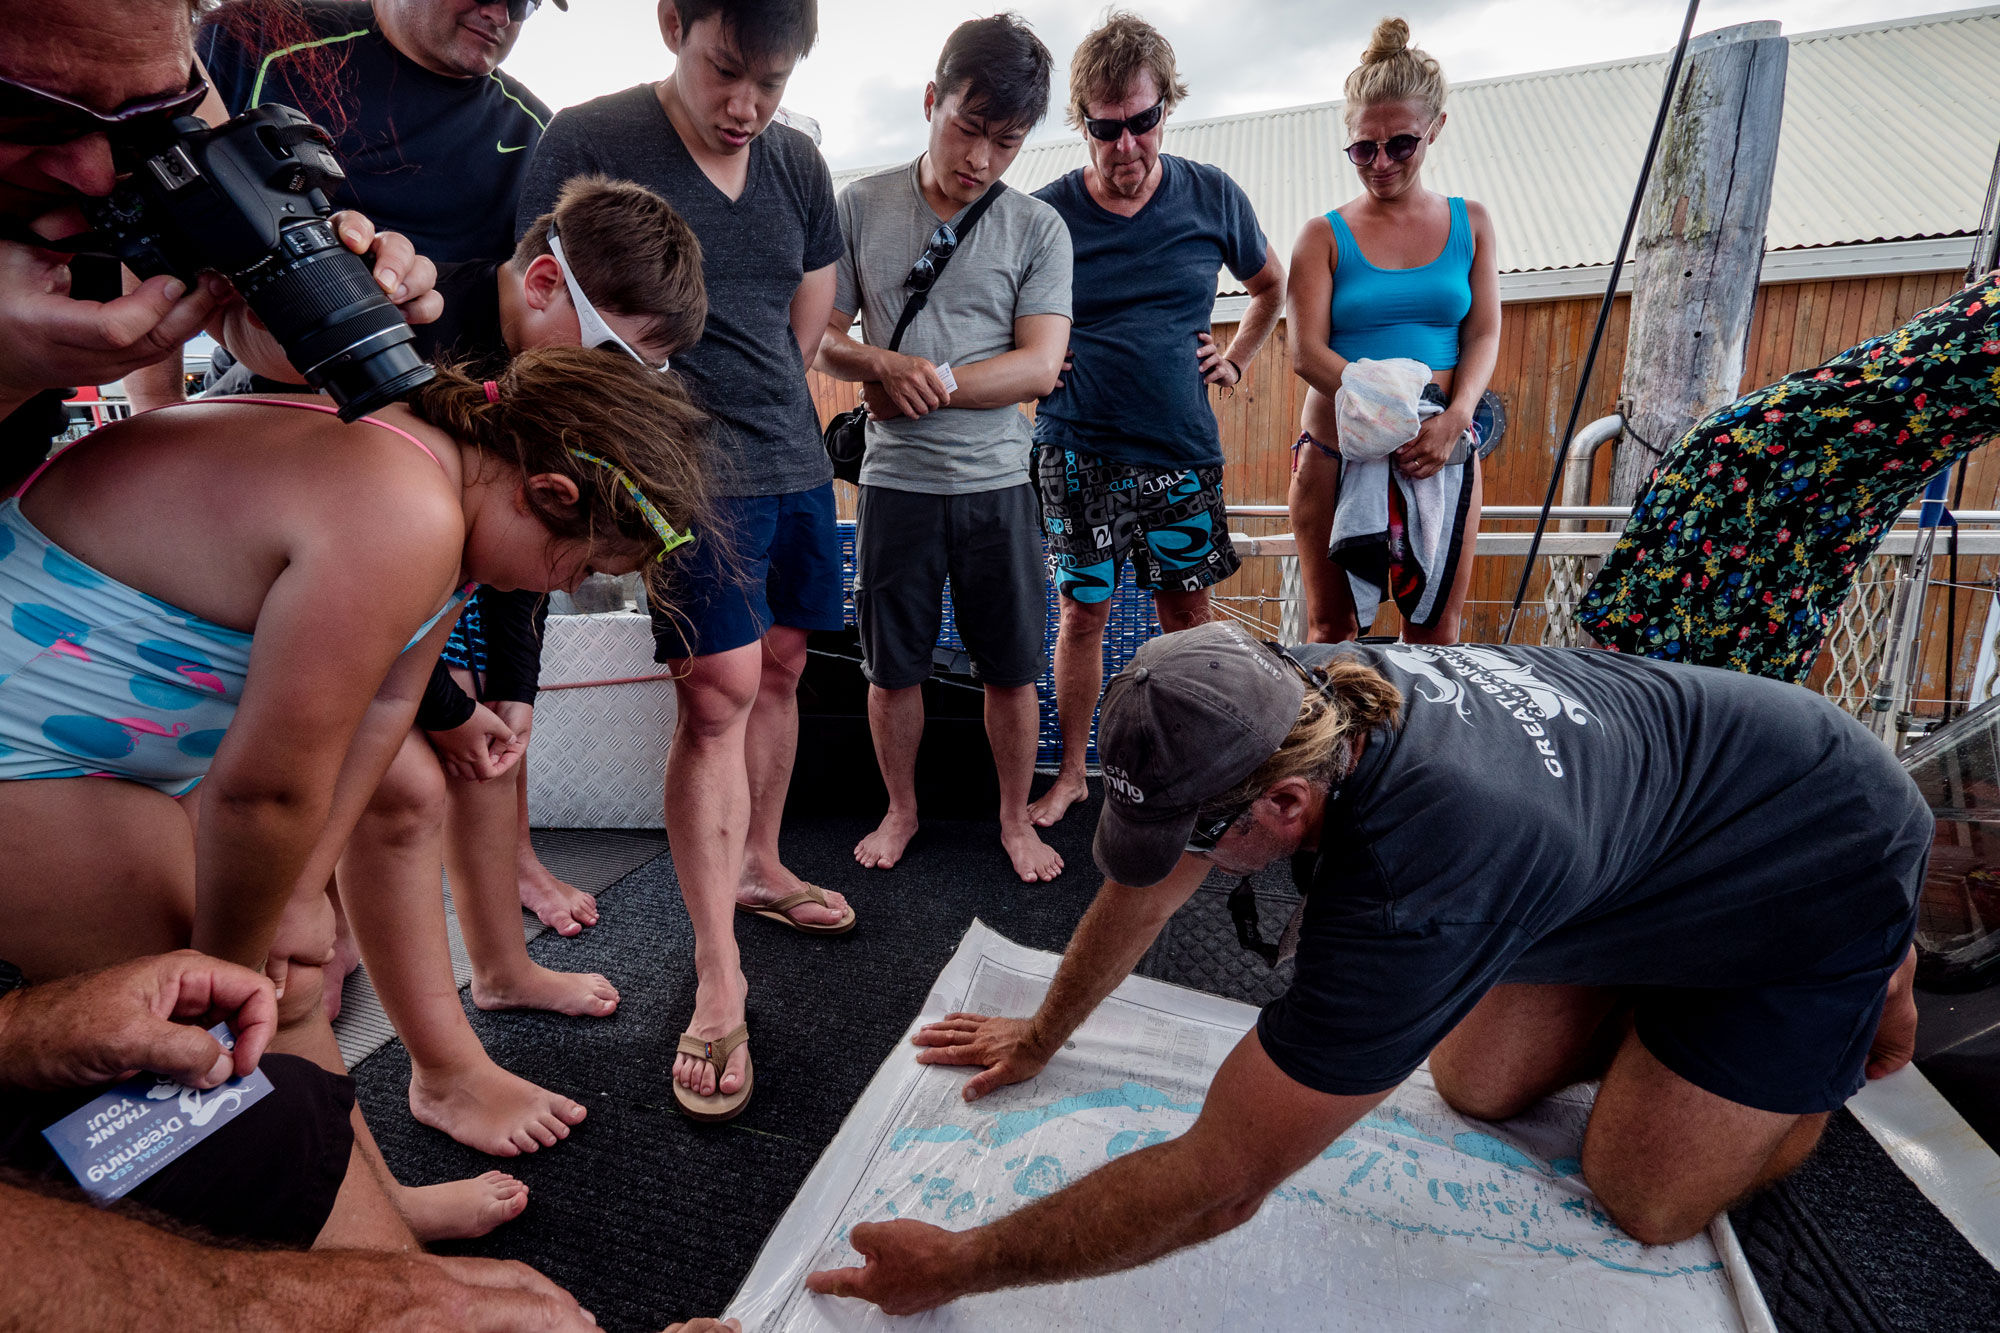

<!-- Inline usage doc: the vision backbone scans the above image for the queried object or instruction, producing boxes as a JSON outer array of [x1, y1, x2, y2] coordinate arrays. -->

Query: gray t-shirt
[[518, 85, 843, 498], [834, 161, 1071, 494]]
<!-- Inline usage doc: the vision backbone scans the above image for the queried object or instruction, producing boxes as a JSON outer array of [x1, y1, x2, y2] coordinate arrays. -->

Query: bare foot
[[1866, 946, 1919, 1080], [855, 808, 918, 870], [1001, 822, 1065, 883], [675, 969, 750, 1100], [739, 859, 851, 928], [395, 1170, 529, 1242], [519, 854, 597, 937], [1026, 773, 1089, 828], [409, 1059, 588, 1156], [471, 964, 619, 1018], [322, 926, 362, 1024]]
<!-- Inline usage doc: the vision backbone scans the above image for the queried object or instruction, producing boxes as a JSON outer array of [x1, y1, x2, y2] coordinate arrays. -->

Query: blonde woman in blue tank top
[[1285, 18, 1500, 643]]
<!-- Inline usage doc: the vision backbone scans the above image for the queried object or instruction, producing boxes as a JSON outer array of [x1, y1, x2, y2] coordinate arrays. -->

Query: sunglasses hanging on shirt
[[904, 221, 959, 293], [1082, 98, 1166, 142]]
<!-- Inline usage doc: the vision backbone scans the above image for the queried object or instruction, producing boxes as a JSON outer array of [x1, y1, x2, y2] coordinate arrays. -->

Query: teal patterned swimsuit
[[1576, 273, 2000, 680], [0, 400, 467, 794]]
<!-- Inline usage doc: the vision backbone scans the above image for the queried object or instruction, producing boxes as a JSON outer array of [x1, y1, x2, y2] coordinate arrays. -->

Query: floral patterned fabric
[[1576, 273, 2000, 681]]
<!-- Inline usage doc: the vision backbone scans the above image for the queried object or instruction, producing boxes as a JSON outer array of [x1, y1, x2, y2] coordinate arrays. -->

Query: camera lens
[[232, 220, 433, 421]]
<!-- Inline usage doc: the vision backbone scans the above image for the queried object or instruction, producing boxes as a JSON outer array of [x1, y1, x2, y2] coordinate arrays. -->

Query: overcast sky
[[504, 0, 1941, 172]]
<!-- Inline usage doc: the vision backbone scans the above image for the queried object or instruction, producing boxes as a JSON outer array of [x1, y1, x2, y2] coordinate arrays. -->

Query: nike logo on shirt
[[498, 141, 527, 153]]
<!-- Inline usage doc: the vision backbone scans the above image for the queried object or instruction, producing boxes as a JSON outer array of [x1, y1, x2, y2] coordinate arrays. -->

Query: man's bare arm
[[811, 1030, 1389, 1315], [1219, 244, 1287, 382], [942, 313, 1070, 411], [0, 1181, 600, 1331], [913, 855, 1211, 1098]]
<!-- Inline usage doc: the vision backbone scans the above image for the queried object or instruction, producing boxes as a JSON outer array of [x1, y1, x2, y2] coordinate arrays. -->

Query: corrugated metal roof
[[833, 7, 2000, 278]]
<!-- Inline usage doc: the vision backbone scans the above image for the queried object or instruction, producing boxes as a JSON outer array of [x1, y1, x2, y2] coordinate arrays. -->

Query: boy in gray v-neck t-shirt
[[518, 83, 843, 498], [833, 160, 1071, 492]]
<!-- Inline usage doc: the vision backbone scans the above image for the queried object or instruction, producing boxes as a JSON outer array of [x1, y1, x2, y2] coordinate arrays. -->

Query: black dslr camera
[[87, 104, 432, 421]]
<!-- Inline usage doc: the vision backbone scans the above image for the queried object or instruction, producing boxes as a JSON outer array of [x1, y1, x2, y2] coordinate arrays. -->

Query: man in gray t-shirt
[[516, 0, 852, 1128], [815, 15, 1071, 883]]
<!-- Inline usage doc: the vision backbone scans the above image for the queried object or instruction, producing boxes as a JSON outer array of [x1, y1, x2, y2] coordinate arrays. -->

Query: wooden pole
[[1611, 21, 1789, 506]]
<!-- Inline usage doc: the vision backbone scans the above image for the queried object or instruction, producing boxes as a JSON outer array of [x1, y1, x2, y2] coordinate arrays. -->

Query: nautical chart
[[729, 922, 1772, 1332]]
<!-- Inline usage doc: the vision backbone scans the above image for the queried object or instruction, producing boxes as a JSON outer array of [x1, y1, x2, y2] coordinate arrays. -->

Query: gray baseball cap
[[1092, 622, 1308, 887]]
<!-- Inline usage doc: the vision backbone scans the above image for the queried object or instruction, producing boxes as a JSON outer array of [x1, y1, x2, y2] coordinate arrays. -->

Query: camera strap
[[885, 180, 1007, 354]]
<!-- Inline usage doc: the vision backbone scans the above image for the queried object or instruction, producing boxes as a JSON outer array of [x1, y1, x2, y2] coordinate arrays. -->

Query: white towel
[[1327, 360, 1474, 630]]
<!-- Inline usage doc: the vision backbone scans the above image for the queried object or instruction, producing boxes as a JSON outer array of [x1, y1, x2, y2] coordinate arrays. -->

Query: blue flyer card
[[41, 1023, 275, 1201]]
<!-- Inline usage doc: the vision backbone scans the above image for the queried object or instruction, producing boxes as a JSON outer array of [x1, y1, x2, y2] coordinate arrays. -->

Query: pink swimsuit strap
[[199, 397, 449, 470], [15, 396, 449, 496]]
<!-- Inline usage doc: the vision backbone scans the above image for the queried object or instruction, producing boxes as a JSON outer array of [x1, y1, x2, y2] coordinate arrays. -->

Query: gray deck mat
[[330, 828, 670, 1068], [347, 787, 1996, 1333]]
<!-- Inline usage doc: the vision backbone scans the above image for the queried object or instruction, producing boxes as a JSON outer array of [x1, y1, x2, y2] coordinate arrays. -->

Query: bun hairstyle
[[408, 348, 715, 595], [1344, 17, 1448, 125], [1201, 655, 1404, 814]]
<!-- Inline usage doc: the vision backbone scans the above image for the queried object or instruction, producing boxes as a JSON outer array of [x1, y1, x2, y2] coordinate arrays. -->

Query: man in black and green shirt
[[198, 0, 553, 264]]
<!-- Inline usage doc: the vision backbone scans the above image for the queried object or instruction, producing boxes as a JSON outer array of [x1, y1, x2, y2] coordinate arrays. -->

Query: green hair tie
[[568, 449, 694, 559]]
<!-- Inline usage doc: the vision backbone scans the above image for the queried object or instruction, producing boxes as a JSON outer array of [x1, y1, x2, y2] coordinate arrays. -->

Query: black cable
[[1500, 0, 1703, 643]]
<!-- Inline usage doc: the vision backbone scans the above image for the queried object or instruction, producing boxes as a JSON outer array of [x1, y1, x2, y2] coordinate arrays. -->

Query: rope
[[1500, 0, 1703, 644]]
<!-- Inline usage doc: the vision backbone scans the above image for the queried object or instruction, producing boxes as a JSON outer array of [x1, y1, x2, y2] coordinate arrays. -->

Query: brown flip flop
[[735, 883, 856, 935], [674, 1023, 752, 1122]]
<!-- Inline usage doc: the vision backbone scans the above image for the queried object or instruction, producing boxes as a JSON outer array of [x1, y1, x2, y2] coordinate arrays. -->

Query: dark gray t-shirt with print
[[517, 85, 843, 498], [1255, 643, 1931, 1097]]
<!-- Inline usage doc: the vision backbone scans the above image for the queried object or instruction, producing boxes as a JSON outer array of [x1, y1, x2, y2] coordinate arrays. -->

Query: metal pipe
[[1560, 414, 1625, 531]]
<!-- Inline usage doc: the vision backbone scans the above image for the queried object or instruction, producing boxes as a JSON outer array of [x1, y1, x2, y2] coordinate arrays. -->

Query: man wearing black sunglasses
[[812, 622, 1928, 1315], [1024, 13, 1287, 831]]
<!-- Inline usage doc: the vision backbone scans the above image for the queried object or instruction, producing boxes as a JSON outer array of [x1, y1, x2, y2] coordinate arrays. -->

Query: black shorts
[[0, 1053, 355, 1247], [1033, 441, 1240, 602], [853, 483, 1047, 690], [1632, 904, 1918, 1116]]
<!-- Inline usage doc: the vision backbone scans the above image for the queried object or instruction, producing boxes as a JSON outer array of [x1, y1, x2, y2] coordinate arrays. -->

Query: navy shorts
[[1033, 441, 1240, 603], [651, 485, 846, 662], [854, 483, 1047, 690], [1633, 904, 1918, 1116]]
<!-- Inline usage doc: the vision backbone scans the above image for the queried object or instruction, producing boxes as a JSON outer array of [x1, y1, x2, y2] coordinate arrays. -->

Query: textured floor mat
[[331, 828, 670, 1067], [349, 786, 1990, 1333], [1731, 1110, 2000, 1332]]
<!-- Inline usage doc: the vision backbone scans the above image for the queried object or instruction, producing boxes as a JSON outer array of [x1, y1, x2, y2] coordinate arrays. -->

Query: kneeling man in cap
[[808, 622, 1927, 1314]]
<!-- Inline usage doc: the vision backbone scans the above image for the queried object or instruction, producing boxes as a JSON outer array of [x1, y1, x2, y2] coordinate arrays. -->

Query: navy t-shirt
[[517, 86, 843, 498], [198, 1, 551, 264], [1031, 155, 1266, 469], [1255, 642, 1932, 1097]]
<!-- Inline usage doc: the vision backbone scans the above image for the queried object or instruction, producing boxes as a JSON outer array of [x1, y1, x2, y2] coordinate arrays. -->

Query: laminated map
[[729, 922, 1773, 1331]]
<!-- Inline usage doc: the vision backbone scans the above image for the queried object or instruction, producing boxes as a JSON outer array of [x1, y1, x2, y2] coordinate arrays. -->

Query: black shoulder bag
[[823, 182, 1007, 484]]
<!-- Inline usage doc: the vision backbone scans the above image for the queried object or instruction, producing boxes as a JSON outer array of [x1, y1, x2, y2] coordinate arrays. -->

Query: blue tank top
[[1326, 196, 1473, 370]]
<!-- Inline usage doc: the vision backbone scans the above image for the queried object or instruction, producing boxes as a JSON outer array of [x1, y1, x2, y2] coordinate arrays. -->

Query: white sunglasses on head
[[547, 226, 669, 371]]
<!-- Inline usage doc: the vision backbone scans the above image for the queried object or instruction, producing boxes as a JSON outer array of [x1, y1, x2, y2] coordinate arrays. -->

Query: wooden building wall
[[808, 267, 1987, 711]]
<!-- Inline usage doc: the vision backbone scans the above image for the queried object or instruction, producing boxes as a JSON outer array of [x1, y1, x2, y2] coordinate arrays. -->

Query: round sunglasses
[[1344, 121, 1436, 167], [0, 70, 210, 149], [1083, 98, 1166, 143]]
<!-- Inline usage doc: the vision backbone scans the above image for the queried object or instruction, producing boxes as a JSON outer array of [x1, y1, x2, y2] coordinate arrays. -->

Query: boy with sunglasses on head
[[1025, 11, 1287, 830], [517, 0, 850, 1124], [814, 15, 1071, 885]]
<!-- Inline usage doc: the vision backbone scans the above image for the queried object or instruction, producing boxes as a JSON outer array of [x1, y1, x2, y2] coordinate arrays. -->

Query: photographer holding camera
[[1, 0, 441, 456]]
